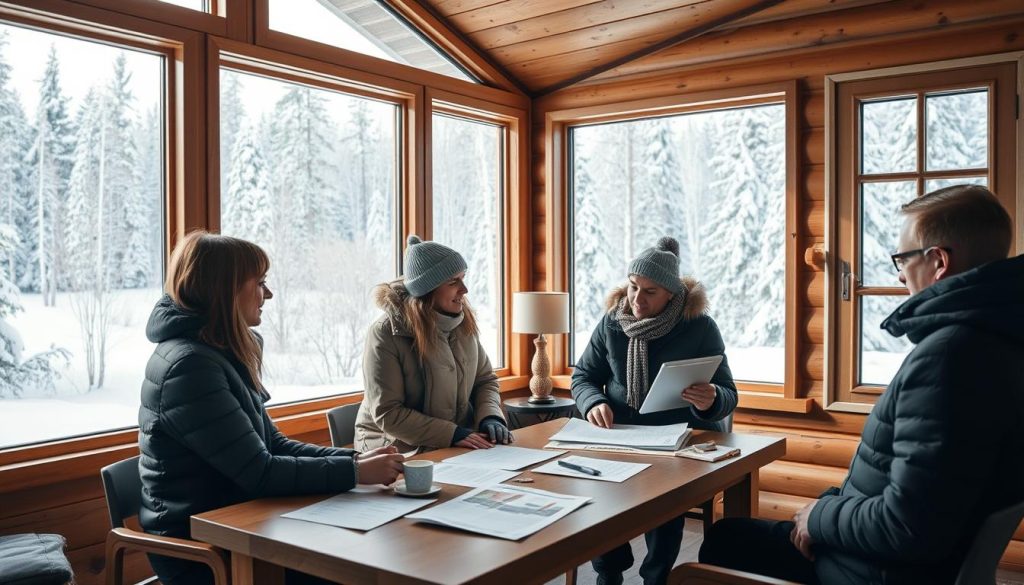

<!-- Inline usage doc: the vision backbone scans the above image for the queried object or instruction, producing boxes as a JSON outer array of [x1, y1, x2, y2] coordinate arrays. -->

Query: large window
[[219, 68, 399, 404], [0, 24, 164, 449], [431, 112, 505, 366], [570, 102, 787, 384], [829, 61, 1017, 410]]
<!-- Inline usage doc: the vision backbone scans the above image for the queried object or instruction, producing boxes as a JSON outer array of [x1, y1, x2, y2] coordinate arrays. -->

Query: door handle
[[841, 260, 858, 301]]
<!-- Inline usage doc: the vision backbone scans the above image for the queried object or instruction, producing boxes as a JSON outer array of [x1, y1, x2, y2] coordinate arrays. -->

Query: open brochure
[[405, 485, 591, 540], [548, 418, 690, 451], [639, 355, 723, 414]]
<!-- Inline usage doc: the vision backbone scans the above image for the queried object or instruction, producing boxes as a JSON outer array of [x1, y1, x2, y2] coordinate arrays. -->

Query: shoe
[[596, 573, 624, 585]]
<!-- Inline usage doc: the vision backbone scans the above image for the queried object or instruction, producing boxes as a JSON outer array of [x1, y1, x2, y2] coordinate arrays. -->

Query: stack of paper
[[406, 485, 591, 540], [545, 418, 691, 455]]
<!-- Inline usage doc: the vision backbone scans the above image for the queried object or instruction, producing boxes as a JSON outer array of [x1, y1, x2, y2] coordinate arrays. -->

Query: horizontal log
[[1, 475, 103, 519], [1004, 539, 1024, 572], [758, 490, 813, 522], [804, 164, 824, 201], [803, 127, 824, 166], [803, 90, 825, 130], [761, 460, 849, 499], [802, 308, 824, 344], [735, 423, 860, 466], [802, 344, 824, 381], [804, 200, 825, 238], [804, 270, 825, 307]]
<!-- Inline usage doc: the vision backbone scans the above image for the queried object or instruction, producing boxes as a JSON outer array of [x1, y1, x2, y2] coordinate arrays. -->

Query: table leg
[[722, 470, 759, 518], [231, 554, 285, 585], [565, 567, 578, 585]]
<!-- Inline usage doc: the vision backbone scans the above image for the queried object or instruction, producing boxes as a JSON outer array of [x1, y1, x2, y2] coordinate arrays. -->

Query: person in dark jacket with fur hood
[[355, 235, 511, 454], [572, 235, 738, 585], [139, 232, 404, 585], [700, 185, 1024, 584]]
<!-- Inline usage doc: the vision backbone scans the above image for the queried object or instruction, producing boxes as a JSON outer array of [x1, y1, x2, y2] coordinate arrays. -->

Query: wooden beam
[[384, 0, 532, 96], [533, 0, 786, 97]]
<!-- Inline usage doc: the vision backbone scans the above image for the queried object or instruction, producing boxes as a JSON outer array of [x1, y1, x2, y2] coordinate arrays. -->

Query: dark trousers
[[698, 518, 820, 584], [592, 514, 685, 585]]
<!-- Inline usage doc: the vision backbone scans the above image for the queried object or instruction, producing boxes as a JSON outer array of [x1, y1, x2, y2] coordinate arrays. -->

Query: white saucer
[[393, 481, 441, 497]]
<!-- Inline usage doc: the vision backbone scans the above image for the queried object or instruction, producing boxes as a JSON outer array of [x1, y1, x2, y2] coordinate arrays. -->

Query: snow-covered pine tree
[[224, 121, 272, 242], [635, 117, 689, 271], [0, 224, 69, 398], [0, 32, 33, 288], [219, 70, 245, 200], [135, 106, 162, 283], [105, 53, 150, 289], [23, 46, 75, 305], [925, 90, 987, 173], [702, 107, 779, 348], [572, 150, 614, 331]]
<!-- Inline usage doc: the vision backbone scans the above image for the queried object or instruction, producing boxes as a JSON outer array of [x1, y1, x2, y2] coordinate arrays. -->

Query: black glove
[[480, 417, 512, 444], [451, 426, 474, 446]]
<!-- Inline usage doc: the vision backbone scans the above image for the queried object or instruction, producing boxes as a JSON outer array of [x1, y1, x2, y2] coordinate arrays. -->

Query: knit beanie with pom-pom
[[627, 236, 683, 293]]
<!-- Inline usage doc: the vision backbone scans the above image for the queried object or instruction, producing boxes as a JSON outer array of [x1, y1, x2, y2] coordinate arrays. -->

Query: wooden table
[[191, 419, 785, 585]]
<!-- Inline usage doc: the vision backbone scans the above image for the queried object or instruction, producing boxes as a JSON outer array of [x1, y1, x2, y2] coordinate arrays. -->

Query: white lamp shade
[[512, 292, 570, 334]]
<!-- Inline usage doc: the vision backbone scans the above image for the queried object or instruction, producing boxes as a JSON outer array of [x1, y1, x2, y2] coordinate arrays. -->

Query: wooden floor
[[546, 519, 1024, 585]]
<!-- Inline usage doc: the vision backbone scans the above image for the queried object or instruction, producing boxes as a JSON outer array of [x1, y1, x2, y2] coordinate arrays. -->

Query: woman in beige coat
[[355, 235, 512, 453]]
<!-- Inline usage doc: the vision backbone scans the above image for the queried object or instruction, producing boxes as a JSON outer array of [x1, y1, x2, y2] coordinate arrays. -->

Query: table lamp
[[512, 292, 570, 404]]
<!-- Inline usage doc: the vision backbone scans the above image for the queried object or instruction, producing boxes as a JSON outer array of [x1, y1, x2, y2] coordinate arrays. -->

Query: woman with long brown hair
[[355, 235, 511, 453], [138, 231, 403, 585]]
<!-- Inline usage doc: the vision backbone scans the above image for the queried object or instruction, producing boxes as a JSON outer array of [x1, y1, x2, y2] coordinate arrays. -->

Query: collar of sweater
[[435, 310, 465, 334]]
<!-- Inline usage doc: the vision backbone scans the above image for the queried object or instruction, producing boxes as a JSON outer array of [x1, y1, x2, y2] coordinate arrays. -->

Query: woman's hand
[[357, 452, 405, 485], [356, 445, 398, 460], [455, 432, 494, 449], [586, 403, 614, 428], [682, 383, 717, 411]]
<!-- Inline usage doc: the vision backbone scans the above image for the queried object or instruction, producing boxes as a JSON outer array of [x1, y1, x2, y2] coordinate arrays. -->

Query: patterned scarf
[[615, 288, 688, 410]]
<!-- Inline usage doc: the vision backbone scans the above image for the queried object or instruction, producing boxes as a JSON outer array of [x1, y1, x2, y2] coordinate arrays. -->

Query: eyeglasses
[[890, 246, 951, 273]]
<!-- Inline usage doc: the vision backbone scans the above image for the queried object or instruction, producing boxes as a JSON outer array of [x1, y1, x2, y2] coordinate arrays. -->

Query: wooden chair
[[326, 402, 360, 448], [100, 456, 230, 585], [671, 498, 1024, 585]]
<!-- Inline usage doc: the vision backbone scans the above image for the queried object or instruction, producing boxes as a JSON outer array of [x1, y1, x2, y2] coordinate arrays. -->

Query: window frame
[[824, 54, 1023, 413], [0, 0, 530, 464], [426, 89, 530, 377], [545, 82, 811, 412]]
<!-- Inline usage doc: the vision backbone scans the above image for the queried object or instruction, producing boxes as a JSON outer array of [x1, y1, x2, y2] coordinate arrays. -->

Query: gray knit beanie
[[628, 236, 683, 293], [402, 234, 468, 298]]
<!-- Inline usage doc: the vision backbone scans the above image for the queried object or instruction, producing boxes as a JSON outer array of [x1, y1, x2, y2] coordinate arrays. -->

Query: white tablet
[[638, 355, 724, 414]]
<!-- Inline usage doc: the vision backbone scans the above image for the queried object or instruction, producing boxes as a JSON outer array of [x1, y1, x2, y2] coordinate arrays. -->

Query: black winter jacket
[[571, 277, 738, 430], [138, 296, 357, 582], [808, 255, 1024, 584]]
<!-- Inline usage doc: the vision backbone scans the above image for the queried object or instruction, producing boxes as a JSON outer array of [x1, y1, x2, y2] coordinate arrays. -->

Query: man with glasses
[[699, 184, 1024, 584]]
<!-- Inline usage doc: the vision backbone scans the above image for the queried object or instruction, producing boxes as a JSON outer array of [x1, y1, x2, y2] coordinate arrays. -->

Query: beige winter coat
[[354, 282, 504, 453]]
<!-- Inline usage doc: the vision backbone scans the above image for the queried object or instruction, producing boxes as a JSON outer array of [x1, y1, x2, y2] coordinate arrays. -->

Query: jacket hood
[[604, 276, 708, 321], [881, 254, 1024, 345], [373, 281, 416, 336], [146, 295, 205, 343]]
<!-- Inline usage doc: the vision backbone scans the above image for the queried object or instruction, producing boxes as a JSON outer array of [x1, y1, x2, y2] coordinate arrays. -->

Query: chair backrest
[[955, 499, 1024, 585], [326, 403, 360, 448], [100, 455, 142, 529], [723, 412, 734, 433]]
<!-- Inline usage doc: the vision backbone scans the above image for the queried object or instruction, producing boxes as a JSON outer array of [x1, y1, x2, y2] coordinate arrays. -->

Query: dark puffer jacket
[[139, 296, 357, 582], [571, 277, 738, 430], [808, 255, 1024, 585]]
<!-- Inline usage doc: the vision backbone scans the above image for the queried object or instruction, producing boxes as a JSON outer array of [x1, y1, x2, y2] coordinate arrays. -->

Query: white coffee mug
[[402, 460, 434, 494]]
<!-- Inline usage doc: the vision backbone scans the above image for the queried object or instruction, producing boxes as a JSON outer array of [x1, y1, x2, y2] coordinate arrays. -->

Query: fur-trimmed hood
[[373, 280, 414, 336], [604, 276, 707, 321]]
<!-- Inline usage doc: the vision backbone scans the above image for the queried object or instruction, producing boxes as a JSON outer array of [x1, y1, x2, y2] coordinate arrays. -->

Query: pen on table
[[558, 459, 602, 476]]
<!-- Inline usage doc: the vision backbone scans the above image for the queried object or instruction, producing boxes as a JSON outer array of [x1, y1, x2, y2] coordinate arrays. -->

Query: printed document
[[443, 445, 565, 470], [532, 455, 649, 483], [282, 486, 434, 531], [406, 485, 591, 540], [433, 463, 521, 487], [639, 355, 723, 414], [548, 418, 690, 451]]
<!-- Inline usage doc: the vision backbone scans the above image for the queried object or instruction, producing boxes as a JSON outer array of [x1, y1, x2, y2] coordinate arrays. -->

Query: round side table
[[502, 396, 578, 430]]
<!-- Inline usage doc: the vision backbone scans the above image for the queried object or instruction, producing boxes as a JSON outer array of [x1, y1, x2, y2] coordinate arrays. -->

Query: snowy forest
[[0, 19, 993, 447]]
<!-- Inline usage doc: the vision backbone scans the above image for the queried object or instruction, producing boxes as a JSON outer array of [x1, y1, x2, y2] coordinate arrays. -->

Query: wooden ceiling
[[421, 0, 896, 96]]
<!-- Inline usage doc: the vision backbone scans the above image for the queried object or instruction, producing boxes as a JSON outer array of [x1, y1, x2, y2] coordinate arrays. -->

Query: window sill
[[737, 391, 813, 413]]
